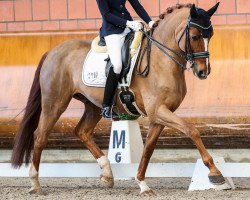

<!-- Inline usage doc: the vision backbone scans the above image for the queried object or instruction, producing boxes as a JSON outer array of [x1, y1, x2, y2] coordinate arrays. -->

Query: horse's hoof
[[208, 174, 225, 185], [100, 175, 114, 188], [29, 187, 45, 195], [140, 189, 156, 197]]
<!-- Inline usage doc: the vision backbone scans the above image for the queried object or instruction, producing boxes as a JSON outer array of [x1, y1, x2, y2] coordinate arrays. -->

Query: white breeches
[[104, 28, 131, 74]]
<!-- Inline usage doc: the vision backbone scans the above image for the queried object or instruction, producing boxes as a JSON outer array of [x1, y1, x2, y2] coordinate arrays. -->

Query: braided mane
[[152, 3, 193, 29]]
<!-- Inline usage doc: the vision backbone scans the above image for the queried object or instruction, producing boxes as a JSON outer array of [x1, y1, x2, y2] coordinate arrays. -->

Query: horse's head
[[176, 3, 219, 80]]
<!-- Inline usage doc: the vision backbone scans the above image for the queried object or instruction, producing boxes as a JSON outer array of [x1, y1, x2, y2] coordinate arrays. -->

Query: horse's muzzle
[[193, 63, 208, 80]]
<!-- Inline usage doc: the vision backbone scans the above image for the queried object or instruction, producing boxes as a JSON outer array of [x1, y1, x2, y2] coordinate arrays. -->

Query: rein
[[136, 16, 211, 77]]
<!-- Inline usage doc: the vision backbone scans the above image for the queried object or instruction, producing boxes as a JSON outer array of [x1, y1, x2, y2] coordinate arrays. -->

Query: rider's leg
[[102, 66, 120, 119], [102, 29, 130, 119]]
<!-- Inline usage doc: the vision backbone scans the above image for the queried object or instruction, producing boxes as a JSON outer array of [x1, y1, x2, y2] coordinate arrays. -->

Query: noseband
[[137, 16, 212, 76], [180, 17, 211, 65]]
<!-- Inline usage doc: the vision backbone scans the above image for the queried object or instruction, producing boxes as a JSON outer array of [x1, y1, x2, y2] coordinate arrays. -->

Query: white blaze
[[203, 38, 209, 69]]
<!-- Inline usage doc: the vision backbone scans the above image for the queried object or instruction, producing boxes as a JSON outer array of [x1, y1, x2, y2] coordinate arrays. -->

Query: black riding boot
[[102, 67, 120, 120]]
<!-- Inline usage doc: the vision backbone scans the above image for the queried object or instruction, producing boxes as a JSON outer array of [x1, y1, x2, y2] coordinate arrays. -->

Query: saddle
[[85, 31, 146, 117], [91, 31, 143, 83]]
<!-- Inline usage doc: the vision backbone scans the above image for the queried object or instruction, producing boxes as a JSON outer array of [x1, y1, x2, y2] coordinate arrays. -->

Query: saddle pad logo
[[87, 72, 98, 80]]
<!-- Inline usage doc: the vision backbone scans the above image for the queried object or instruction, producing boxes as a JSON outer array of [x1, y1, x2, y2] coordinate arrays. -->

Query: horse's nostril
[[198, 70, 206, 78]]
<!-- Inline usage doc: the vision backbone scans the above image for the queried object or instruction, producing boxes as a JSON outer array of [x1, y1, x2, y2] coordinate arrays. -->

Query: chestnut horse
[[11, 3, 224, 196]]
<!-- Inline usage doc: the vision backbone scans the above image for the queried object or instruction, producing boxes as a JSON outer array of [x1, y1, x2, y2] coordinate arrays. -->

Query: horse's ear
[[207, 2, 220, 17], [190, 4, 198, 19]]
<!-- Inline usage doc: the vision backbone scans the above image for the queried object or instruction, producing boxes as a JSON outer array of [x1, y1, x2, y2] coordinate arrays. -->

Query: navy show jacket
[[96, 0, 152, 37]]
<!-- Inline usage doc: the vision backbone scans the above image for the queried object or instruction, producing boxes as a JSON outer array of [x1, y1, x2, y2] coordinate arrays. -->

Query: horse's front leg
[[136, 123, 164, 196], [155, 105, 225, 184]]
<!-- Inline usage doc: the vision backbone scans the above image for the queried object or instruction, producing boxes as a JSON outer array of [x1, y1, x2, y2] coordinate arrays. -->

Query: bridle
[[180, 17, 211, 64], [136, 16, 212, 77]]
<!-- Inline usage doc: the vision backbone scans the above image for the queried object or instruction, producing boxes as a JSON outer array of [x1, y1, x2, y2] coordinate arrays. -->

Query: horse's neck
[[152, 9, 188, 62], [134, 9, 189, 93], [131, 9, 189, 111], [148, 11, 187, 79]]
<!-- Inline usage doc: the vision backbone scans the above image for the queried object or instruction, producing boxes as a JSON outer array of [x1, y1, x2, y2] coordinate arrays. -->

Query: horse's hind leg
[[75, 101, 114, 188], [155, 105, 225, 184], [29, 96, 72, 195]]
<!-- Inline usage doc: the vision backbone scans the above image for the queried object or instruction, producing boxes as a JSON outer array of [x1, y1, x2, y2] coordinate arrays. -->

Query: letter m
[[113, 130, 125, 149]]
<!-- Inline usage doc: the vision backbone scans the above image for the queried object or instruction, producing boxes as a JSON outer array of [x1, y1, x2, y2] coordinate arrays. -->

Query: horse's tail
[[11, 52, 48, 168]]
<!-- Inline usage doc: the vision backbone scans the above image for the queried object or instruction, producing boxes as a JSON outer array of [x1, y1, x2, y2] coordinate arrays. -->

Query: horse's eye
[[191, 35, 200, 41]]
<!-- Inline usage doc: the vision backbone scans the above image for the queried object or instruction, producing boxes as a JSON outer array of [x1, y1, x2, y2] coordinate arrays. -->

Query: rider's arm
[[128, 0, 152, 24], [96, 0, 127, 27]]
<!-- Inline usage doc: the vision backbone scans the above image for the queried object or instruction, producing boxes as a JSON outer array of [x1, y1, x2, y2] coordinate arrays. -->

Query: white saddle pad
[[82, 44, 141, 88]]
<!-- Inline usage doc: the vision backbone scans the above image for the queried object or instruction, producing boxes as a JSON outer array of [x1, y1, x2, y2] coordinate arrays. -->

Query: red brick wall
[[0, 0, 249, 32]]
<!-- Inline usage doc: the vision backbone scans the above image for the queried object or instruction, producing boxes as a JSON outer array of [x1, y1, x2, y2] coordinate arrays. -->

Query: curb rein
[[136, 17, 211, 77]]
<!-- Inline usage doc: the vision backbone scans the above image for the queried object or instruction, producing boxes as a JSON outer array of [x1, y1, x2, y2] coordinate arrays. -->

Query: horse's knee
[[74, 117, 94, 138], [78, 133, 91, 144], [192, 131, 201, 140], [186, 127, 201, 140]]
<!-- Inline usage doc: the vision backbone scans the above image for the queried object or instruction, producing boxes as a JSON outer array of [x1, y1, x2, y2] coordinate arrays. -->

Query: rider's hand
[[148, 21, 155, 29], [126, 21, 143, 32]]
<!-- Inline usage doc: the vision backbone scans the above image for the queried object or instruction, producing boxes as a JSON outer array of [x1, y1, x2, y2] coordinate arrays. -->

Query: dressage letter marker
[[189, 157, 235, 191], [113, 130, 126, 149], [108, 120, 143, 164]]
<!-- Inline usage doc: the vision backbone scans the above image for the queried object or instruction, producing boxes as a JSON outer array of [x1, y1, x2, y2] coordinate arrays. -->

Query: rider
[[96, 0, 155, 120]]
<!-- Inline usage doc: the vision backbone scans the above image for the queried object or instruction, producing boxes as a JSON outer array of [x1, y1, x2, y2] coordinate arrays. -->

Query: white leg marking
[[29, 163, 38, 178], [135, 176, 151, 194], [29, 163, 43, 194], [97, 156, 113, 178]]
